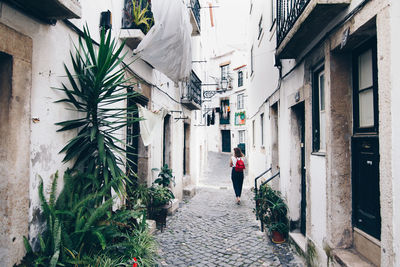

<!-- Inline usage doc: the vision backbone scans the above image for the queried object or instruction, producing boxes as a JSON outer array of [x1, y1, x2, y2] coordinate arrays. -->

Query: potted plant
[[257, 184, 289, 243], [147, 186, 174, 231], [152, 164, 175, 188], [146, 164, 175, 231], [123, 0, 154, 34]]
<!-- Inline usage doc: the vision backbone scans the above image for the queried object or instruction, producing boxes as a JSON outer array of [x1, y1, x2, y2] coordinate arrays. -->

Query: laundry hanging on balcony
[[137, 104, 168, 146], [134, 0, 192, 83]]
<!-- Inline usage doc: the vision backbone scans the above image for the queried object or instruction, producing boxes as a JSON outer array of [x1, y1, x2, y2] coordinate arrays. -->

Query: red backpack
[[235, 158, 245, 172]]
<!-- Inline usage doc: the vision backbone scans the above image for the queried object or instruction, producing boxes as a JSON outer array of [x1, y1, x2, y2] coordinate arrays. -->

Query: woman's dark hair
[[234, 147, 243, 158]]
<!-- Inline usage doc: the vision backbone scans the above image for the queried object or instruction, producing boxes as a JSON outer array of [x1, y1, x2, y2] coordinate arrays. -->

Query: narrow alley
[[155, 152, 304, 267]]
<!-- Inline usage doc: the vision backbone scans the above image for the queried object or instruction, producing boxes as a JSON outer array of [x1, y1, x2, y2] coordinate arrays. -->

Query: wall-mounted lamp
[[100, 10, 112, 31]]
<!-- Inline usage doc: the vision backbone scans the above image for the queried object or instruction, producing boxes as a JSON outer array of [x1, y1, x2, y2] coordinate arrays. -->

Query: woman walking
[[229, 147, 245, 204]]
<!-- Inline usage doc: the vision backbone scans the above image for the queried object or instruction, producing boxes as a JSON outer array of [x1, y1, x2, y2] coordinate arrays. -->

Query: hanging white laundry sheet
[[134, 0, 192, 83], [137, 104, 168, 146]]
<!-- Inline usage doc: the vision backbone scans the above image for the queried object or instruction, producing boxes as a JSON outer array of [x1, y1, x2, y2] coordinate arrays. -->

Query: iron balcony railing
[[190, 0, 201, 31], [182, 70, 202, 107], [276, 0, 311, 47], [254, 167, 281, 231]]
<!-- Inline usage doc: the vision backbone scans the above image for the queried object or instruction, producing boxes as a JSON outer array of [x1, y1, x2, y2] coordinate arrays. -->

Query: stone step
[[146, 219, 156, 234], [289, 232, 307, 254], [167, 198, 179, 215], [332, 248, 376, 267], [183, 185, 196, 198]]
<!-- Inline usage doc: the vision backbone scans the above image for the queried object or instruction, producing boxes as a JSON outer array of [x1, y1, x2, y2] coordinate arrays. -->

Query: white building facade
[[0, 0, 208, 266], [247, 0, 400, 266]]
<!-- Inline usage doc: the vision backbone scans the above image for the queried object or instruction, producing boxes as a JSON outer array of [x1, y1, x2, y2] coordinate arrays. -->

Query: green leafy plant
[[152, 164, 175, 188], [18, 26, 159, 267], [55, 25, 140, 197], [124, 0, 154, 34], [148, 186, 174, 208], [255, 184, 289, 237], [128, 183, 151, 208], [17, 173, 62, 267], [17, 171, 157, 267]]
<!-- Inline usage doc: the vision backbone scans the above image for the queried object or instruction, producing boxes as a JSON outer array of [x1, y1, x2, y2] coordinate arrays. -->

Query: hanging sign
[[235, 111, 246, 125]]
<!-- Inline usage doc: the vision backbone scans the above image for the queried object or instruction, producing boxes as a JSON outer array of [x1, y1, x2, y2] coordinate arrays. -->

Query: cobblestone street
[[155, 152, 304, 266]]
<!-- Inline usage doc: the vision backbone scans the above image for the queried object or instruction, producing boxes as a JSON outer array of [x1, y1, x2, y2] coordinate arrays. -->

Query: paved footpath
[[155, 152, 304, 267]]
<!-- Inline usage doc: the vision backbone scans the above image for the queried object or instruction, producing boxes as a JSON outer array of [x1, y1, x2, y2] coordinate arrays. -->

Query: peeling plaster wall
[[278, 63, 305, 214], [245, 0, 396, 266], [0, 2, 208, 264], [376, 5, 394, 266], [0, 22, 32, 267], [391, 0, 400, 265], [309, 155, 327, 247]]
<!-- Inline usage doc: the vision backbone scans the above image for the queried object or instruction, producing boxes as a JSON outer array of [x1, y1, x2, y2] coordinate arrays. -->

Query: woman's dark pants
[[231, 168, 244, 197]]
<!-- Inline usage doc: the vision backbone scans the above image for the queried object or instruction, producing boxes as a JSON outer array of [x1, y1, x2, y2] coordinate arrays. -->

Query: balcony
[[120, 0, 154, 50], [220, 99, 230, 125], [5, 0, 81, 22], [276, 0, 350, 59], [189, 0, 201, 36], [181, 70, 202, 110]]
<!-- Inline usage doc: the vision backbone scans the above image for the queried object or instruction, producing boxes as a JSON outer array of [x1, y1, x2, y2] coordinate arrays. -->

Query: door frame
[[351, 37, 381, 240], [221, 130, 231, 153]]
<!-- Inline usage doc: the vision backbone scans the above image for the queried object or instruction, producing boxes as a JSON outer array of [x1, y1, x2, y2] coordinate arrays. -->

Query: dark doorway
[[292, 102, 306, 235], [183, 123, 190, 175], [163, 114, 172, 167], [126, 102, 139, 175], [352, 137, 380, 239], [352, 38, 380, 240], [126, 92, 148, 181], [221, 130, 231, 152], [270, 103, 279, 173]]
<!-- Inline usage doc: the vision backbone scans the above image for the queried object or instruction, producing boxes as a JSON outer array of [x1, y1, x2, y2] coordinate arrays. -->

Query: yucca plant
[[55, 26, 140, 197]]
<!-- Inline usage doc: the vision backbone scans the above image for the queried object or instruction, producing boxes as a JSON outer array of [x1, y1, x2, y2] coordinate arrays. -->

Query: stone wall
[[0, 22, 32, 267]]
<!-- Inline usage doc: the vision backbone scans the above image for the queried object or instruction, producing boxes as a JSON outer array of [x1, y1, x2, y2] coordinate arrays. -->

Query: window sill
[[311, 151, 325, 157]]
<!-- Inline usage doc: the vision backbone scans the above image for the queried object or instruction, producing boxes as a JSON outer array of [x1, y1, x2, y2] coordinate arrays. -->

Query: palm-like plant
[[55, 26, 139, 196]]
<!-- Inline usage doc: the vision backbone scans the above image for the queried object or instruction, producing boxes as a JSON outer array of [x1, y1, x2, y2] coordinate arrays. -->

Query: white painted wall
[[0, 0, 208, 250], [391, 0, 400, 265], [309, 156, 327, 246]]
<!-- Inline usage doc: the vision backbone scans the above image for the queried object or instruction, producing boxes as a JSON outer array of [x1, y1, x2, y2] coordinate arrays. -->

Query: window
[[238, 71, 243, 87], [312, 66, 325, 152], [258, 16, 263, 39], [260, 113, 264, 146], [353, 39, 378, 133], [221, 64, 229, 81], [252, 120, 255, 146], [237, 93, 244, 109], [239, 130, 245, 144], [250, 46, 254, 75], [220, 99, 230, 125]]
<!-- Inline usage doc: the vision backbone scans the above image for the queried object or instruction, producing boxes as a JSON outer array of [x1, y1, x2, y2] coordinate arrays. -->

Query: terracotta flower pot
[[271, 230, 286, 244]]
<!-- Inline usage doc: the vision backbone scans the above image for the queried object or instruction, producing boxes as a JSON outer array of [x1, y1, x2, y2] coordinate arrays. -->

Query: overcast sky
[[205, 0, 249, 56]]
